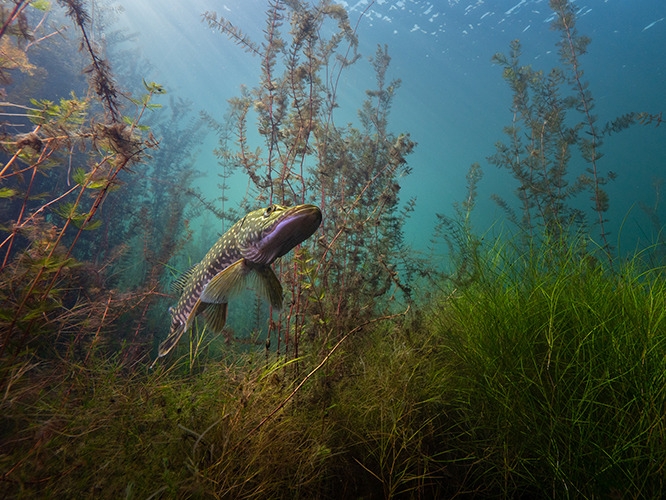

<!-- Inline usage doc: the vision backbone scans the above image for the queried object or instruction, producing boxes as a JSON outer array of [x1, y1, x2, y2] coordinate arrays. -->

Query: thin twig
[[233, 305, 410, 450]]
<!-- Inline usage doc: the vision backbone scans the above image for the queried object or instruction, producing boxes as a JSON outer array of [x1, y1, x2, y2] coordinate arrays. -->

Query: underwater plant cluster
[[0, 0, 664, 498]]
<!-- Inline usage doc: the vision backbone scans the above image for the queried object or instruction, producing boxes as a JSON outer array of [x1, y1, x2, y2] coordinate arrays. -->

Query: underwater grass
[[0, 350, 340, 498], [2, 237, 665, 499], [432, 238, 666, 498]]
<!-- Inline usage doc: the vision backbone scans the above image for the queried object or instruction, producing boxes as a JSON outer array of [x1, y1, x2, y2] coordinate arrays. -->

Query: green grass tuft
[[2, 238, 664, 498], [431, 239, 666, 497]]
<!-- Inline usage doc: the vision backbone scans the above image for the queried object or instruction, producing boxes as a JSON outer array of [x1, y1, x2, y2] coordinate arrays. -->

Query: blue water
[[114, 0, 666, 252]]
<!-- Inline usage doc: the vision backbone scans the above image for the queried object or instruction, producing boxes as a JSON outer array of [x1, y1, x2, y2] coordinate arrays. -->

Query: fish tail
[[158, 322, 186, 358]]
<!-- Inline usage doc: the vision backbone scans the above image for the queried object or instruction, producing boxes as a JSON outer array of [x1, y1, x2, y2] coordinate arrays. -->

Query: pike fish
[[154, 204, 322, 362]]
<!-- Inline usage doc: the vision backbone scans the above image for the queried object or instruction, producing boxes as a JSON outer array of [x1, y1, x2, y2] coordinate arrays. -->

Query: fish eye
[[264, 205, 278, 217]]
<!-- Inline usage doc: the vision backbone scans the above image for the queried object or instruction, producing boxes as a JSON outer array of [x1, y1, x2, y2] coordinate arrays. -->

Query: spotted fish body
[[155, 204, 322, 361]]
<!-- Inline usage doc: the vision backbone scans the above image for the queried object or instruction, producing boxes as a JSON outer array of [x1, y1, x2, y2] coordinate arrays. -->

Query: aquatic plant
[[201, 107, 241, 231], [201, 0, 416, 361], [6, 236, 663, 499], [430, 238, 666, 498], [0, 2, 165, 383], [637, 178, 666, 268], [489, 0, 653, 261], [2, 2, 664, 498], [0, 1, 47, 86], [429, 162, 484, 293]]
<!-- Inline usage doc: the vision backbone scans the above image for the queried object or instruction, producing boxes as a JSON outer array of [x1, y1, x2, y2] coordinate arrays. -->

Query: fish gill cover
[[0, 0, 664, 497]]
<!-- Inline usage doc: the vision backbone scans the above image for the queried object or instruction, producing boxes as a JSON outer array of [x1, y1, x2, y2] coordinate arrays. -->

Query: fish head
[[238, 204, 322, 265]]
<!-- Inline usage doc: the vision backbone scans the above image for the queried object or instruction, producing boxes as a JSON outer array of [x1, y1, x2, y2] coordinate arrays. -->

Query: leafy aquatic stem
[[314, 159, 397, 276], [0, 152, 113, 361], [203, 0, 413, 357], [316, 1, 372, 213], [261, 0, 283, 203], [550, 0, 611, 260], [1, 87, 162, 368], [489, 1, 634, 259], [58, 0, 121, 121], [127, 80, 166, 134], [0, 0, 31, 41], [82, 295, 113, 365], [0, 185, 78, 266], [232, 305, 411, 452], [0, 124, 42, 178]]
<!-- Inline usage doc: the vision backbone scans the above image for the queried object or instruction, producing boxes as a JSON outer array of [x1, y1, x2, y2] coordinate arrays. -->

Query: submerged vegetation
[[1, 0, 664, 498]]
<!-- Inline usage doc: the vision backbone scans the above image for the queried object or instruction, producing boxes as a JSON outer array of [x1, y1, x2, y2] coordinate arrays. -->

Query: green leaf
[[142, 78, 166, 94], [76, 219, 102, 231], [72, 168, 109, 189], [34, 256, 77, 272], [72, 168, 87, 186], [53, 202, 81, 221], [30, 1, 51, 12], [87, 179, 109, 190], [0, 187, 18, 198], [54, 203, 101, 230]]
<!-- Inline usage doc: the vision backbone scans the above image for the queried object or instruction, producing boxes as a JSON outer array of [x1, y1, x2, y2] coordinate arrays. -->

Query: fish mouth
[[254, 204, 322, 263]]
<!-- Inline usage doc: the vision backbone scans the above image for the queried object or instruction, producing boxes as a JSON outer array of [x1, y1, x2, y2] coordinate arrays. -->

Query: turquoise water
[[112, 0, 666, 252]]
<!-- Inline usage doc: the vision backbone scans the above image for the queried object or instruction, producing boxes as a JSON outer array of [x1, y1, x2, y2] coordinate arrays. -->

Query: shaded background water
[[112, 0, 666, 253]]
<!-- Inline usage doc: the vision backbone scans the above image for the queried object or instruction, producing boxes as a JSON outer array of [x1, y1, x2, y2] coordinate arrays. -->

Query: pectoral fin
[[253, 265, 284, 310]]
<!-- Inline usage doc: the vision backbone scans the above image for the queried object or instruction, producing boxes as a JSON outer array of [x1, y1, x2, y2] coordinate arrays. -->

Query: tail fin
[[151, 300, 203, 368], [157, 322, 186, 358]]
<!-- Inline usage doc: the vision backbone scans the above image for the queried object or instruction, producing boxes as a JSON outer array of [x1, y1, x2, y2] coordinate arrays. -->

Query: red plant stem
[[299, 27, 316, 203], [27, 26, 67, 49], [293, 264, 303, 362], [0, 149, 85, 361], [1, 164, 36, 269], [315, 1, 373, 214], [0, 149, 23, 179], [262, 1, 282, 204], [43, 151, 145, 297], [122, 290, 155, 365], [0, 139, 57, 270], [0, 124, 43, 178], [233, 305, 410, 451], [555, 2, 611, 257], [0, 159, 100, 360], [1, 139, 146, 362], [0, 184, 78, 257], [335, 233, 349, 338], [76, 21, 121, 121], [83, 295, 112, 365], [315, 154, 394, 278], [0, 0, 30, 41]]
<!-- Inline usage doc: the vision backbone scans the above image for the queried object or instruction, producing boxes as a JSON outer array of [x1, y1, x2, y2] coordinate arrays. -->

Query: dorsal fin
[[170, 264, 199, 295]]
